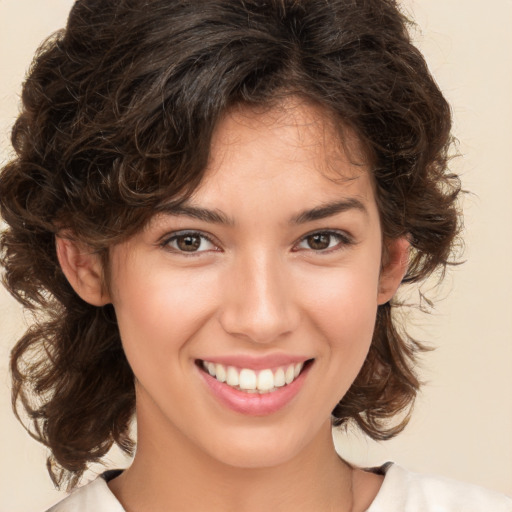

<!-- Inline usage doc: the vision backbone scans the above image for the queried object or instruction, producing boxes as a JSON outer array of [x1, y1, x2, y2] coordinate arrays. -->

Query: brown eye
[[164, 232, 216, 253], [306, 233, 331, 250], [176, 234, 202, 251], [295, 231, 350, 253]]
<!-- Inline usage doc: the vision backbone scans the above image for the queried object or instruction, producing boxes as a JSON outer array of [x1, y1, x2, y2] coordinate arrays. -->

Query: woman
[[1, 0, 510, 510]]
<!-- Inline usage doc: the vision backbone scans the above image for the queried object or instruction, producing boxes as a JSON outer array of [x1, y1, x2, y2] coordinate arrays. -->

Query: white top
[[46, 463, 512, 512]]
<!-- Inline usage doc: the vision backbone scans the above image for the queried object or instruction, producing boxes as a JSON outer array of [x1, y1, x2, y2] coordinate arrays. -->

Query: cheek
[[112, 263, 219, 374], [295, 258, 380, 374], [298, 261, 380, 332]]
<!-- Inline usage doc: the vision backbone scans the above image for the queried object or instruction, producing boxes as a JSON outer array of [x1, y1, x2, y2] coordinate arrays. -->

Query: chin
[[213, 443, 298, 470], [200, 421, 325, 470]]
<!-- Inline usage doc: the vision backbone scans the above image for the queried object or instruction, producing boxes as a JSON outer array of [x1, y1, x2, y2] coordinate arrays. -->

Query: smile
[[201, 360, 305, 394]]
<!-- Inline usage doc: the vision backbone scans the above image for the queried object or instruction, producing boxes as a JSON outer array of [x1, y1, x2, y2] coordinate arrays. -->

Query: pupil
[[178, 235, 200, 251], [308, 234, 330, 250]]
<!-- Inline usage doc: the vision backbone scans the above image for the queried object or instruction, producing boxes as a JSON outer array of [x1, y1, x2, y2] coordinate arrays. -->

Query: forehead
[[187, 98, 376, 211], [208, 98, 369, 180], [143, 98, 382, 242]]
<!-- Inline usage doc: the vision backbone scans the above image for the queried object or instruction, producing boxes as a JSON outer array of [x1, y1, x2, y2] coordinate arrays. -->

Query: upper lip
[[197, 354, 312, 371]]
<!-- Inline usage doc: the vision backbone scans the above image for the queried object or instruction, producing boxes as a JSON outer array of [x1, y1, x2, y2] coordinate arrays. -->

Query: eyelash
[[160, 229, 353, 256], [161, 231, 219, 255], [293, 230, 353, 253]]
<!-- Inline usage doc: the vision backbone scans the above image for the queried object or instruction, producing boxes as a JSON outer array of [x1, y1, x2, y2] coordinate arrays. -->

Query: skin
[[57, 98, 408, 511]]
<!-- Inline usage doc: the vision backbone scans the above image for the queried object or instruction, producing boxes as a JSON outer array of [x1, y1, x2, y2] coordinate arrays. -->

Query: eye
[[162, 231, 218, 254], [295, 231, 351, 253]]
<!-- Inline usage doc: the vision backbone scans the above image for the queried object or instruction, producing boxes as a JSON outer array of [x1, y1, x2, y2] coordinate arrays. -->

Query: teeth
[[239, 369, 257, 390], [274, 367, 285, 387], [226, 366, 239, 386], [202, 360, 306, 393], [257, 369, 274, 391], [206, 362, 216, 376], [285, 364, 295, 384], [215, 363, 226, 383]]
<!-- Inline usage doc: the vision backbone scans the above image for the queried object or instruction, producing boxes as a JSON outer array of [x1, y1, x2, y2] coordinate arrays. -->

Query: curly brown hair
[[0, 0, 460, 489]]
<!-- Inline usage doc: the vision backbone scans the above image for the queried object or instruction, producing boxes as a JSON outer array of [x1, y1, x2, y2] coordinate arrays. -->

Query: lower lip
[[198, 363, 311, 416]]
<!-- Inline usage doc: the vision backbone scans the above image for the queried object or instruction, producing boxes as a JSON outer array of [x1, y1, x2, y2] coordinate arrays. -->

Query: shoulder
[[367, 463, 512, 512], [44, 473, 125, 512]]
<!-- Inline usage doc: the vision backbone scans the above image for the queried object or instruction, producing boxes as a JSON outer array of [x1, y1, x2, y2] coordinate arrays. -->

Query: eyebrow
[[156, 202, 235, 225], [290, 198, 367, 224], [156, 198, 367, 226]]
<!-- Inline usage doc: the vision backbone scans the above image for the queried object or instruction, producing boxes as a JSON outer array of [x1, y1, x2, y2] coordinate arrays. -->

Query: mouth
[[196, 359, 314, 394]]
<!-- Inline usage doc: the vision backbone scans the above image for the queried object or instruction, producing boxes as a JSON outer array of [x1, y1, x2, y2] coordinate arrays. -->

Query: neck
[[109, 404, 355, 512]]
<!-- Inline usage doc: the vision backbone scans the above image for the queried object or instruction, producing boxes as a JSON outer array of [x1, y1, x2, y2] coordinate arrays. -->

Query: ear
[[377, 237, 409, 305], [56, 234, 111, 306]]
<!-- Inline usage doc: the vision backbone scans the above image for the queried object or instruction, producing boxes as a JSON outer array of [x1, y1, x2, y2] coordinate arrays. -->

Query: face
[[107, 100, 403, 469]]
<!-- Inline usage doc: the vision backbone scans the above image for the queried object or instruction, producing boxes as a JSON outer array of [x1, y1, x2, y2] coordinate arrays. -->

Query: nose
[[218, 251, 300, 344]]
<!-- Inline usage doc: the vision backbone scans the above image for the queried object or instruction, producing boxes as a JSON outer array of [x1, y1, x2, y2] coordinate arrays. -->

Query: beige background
[[1, 0, 511, 510]]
